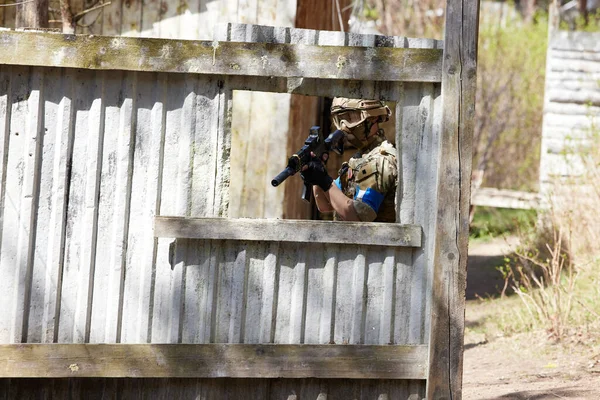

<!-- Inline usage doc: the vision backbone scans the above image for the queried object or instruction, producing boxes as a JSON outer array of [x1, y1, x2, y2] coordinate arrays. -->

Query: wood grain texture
[[0, 377, 426, 398], [0, 343, 428, 379], [0, 30, 443, 83], [154, 217, 422, 247], [426, 0, 480, 399]]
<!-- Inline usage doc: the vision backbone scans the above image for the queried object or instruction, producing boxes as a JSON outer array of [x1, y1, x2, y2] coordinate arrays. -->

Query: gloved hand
[[300, 157, 333, 192]]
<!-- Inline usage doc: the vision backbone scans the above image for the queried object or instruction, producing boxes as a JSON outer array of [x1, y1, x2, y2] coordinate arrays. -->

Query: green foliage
[[470, 207, 537, 240], [560, 9, 600, 32], [475, 17, 548, 191]]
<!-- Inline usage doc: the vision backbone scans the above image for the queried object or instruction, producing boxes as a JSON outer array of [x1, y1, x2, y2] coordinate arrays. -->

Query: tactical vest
[[335, 141, 398, 223]]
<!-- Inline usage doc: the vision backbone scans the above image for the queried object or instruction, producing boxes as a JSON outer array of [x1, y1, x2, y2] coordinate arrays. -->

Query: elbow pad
[[352, 200, 378, 222]]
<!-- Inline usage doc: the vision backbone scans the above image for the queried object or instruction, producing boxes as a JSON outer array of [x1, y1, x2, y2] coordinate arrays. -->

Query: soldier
[[301, 97, 398, 222]]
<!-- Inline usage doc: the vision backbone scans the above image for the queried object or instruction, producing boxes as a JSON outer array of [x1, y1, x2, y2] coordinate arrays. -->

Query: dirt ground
[[462, 237, 600, 400]]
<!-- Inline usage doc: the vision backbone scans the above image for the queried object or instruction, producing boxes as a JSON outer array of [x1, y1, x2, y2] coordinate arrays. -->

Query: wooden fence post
[[427, 0, 480, 399]]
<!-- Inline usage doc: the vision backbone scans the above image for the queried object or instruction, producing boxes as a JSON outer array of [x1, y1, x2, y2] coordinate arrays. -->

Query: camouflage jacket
[[333, 141, 398, 222]]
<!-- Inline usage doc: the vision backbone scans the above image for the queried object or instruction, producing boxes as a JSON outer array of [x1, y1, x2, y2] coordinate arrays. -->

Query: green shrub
[[475, 17, 548, 191], [470, 207, 537, 240]]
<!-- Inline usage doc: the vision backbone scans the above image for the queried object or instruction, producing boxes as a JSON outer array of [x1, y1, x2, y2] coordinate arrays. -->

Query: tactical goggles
[[331, 107, 391, 130]]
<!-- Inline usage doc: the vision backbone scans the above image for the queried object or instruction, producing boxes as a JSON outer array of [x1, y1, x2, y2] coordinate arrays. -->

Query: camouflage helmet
[[330, 98, 391, 149]]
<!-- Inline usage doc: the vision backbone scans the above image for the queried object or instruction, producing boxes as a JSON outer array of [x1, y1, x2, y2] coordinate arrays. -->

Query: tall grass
[[475, 17, 547, 191], [501, 115, 600, 341]]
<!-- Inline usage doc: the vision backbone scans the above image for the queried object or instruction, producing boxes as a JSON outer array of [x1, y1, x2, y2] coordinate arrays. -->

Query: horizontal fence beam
[[471, 188, 542, 210], [0, 344, 428, 379], [0, 30, 442, 83], [154, 217, 422, 247]]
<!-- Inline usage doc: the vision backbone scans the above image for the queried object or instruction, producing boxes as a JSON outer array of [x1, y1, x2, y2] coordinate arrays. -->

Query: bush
[[474, 17, 548, 191], [500, 117, 600, 341], [470, 207, 537, 240]]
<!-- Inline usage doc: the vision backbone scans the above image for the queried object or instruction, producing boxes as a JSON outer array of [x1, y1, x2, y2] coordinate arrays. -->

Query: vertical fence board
[[120, 72, 159, 344], [152, 73, 197, 343], [139, 0, 159, 37], [27, 68, 66, 343], [213, 240, 246, 343], [23, 70, 47, 343], [58, 69, 104, 343], [364, 247, 396, 345], [0, 65, 12, 343], [333, 246, 368, 345], [182, 239, 214, 343], [41, 70, 74, 343], [242, 241, 273, 343], [0, 67, 31, 343], [121, 0, 142, 36], [13, 68, 43, 343], [103, 0, 122, 36], [88, 70, 127, 343], [303, 243, 333, 344]]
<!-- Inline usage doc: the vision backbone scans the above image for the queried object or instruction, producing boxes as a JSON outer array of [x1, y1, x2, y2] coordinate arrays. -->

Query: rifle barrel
[[271, 166, 295, 187]]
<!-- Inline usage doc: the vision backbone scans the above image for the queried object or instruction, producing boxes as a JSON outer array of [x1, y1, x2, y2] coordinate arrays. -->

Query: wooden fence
[[0, 0, 480, 398]]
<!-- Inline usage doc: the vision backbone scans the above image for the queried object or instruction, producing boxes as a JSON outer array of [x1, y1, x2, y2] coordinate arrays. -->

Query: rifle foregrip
[[271, 167, 295, 187]]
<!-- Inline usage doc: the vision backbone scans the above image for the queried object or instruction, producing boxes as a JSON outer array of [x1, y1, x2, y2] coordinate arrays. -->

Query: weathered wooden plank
[[212, 79, 232, 218], [120, 0, 143, 36], [273, 242, 304, 344], [426, 0, 480, 399], [334, 246, 366, 345], [182, 240, 213, 343], [551, 49, 600, 61], [27, 68, 71, 343], [40, 69, 74, 343], [0, 344, 428, 379], [0, 377, 425, 398], [545, 102, 600, 115], [102, 0, 122, 36], [544, 113, 596, 130], [304, 243, 336, 344], [58, 69, 103, 343], [546, 91, 600, 108], [0, 31, 443, 83], [0, 67, 43, 343], [398, 83, 423, 224], [394, 250, 415, 345], [549, 58, 600, 74], [154, 217, 422, 247], [24, 68, 52, 343], [364, 247, 394, 345], [151, 73, 197, 344], [0, 65, 12, 343], [214, 240, 248, 343], [116, 72, 154, 344], [471, 188, 541, 210], [88, 70, 128, 343], [410, 82, 441, 345], [551, 31, 600, 52], [241, 241, 277, 343]]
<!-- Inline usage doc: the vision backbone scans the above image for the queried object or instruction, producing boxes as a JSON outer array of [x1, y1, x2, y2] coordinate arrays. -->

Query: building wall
[[540, 30, 600, 201]]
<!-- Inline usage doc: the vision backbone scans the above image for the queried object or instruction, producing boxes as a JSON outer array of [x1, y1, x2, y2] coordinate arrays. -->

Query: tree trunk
[[523, 0, 537, 23], [60, 0, 75, 34], [15, 0, 49, 28], [580, 0, 589, 25]]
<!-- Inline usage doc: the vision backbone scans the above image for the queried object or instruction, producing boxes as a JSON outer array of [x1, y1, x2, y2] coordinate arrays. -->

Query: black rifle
[[271, 126, 344, 202]]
